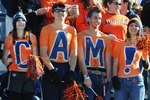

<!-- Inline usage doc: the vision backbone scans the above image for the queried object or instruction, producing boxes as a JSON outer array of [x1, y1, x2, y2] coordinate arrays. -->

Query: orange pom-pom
[[96, 96, 103, 100], [27, 55, 44, 80], [63, 81, 88, 100]]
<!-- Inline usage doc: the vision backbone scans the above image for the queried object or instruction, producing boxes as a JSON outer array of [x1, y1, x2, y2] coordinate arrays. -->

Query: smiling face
[[128, 22, 140, 36], [89, 12, 102, 29], [16, 18, 26, 30], [53, 7, 67, 21], [107, 0, 121, 14]]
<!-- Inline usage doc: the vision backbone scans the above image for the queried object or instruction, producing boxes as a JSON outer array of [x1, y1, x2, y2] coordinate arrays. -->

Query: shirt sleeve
[[4, 35, 11, 50], [40, 26, 49, 47]]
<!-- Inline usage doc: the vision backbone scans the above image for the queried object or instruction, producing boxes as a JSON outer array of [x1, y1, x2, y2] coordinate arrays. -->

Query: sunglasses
[[54, 9, 66, 13], [112, 2, 121, 6]]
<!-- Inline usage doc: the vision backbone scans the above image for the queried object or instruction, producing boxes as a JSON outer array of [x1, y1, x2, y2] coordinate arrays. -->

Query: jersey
[[78, 31, 111, 68], [99, 13, 129, 56], [4, 33, 37, 72], [40, 24, 77, 63], [100, 13, 129, 40], [113, 41, 147, 77]]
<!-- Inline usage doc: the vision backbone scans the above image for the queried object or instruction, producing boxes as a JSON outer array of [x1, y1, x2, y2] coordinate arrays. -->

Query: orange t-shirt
[[4, 34, 37, 72], [114, 41, 147, 77], [100, 13, 129, 40], [78, 31, 111, 68], [40, 24, 77, 63], [99, 13, 129, 56]]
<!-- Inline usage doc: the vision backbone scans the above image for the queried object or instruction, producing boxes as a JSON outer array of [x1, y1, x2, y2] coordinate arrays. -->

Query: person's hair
[[103, 0, 114, 8], [79, 0, 90, 9], [127, 18, 143, 38], [52, 2, 65, 13], [12, 26, 30, 44], [87, 7, 101, 18], [86, 7, 101, 25]]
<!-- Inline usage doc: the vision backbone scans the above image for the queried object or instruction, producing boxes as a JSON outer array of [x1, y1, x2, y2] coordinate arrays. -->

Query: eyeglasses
[[54, 9, 66, 13], [112, 2, 121, 6]]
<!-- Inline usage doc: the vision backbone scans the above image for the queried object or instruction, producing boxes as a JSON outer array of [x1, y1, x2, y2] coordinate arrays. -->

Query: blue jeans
[[84, 73, 111, 100], [114, 76, 145, 100], [148, 72, 150, 100]]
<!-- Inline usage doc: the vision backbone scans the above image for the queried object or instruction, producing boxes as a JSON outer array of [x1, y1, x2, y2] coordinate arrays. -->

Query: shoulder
[[42, 24, 53, 30], [41, 25, 53, 36], [119, 14, 129, 20], [4, 33, 13, 47], [5, 33, 13, 42]]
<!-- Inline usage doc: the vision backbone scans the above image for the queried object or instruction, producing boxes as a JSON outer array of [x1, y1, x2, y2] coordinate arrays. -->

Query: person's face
[[108, 0, 121, 14], [128, 22, 140, 36], [89, 12, 102, 29], [16, 18, 26, 30], [53, 7, 67, 21], [143, 27, 150, 35]]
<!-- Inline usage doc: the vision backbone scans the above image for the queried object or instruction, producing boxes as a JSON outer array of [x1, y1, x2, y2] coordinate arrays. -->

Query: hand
[[84, 77, 92, 88], [48, 69, 62, 85], [35, 7, 48, 15], [64, 70, 76, 85], [112, 76, 120, 90], [108, 34, 117, 40]]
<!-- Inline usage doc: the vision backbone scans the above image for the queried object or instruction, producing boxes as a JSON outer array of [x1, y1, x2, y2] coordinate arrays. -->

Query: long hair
[[12, 23, 31, 45]]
